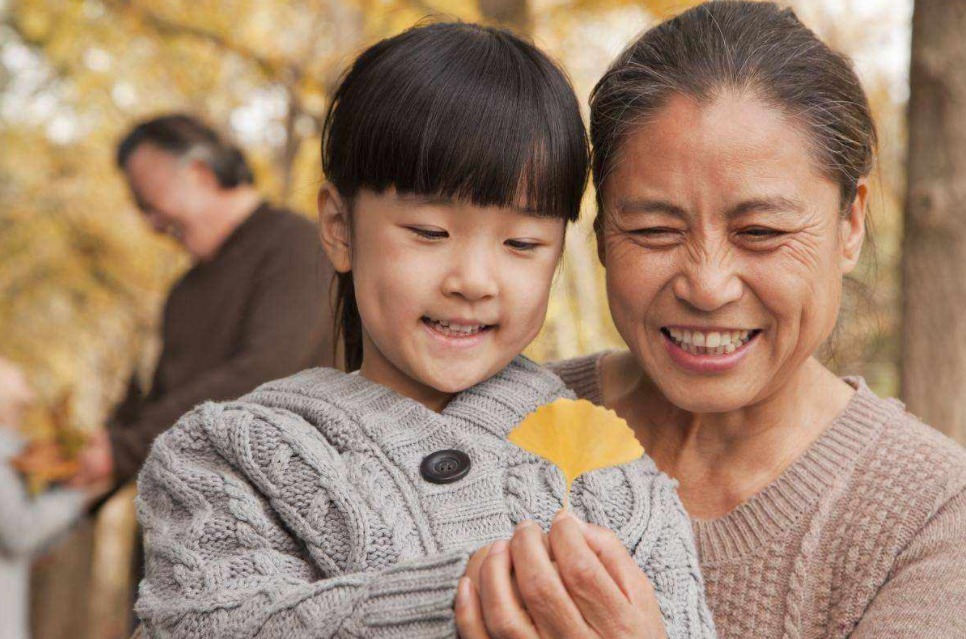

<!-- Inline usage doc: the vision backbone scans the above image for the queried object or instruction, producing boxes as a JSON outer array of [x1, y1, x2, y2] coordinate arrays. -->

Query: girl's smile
[[422, 316, 496, 345]]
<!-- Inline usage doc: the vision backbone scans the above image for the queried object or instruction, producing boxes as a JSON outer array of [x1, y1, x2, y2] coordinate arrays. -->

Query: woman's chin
[[656, 376, 764, 415]]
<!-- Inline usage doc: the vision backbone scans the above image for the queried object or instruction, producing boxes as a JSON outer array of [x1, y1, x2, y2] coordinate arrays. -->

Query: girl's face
[[598, 93, 866, 414], [320, 187, 565, 409]]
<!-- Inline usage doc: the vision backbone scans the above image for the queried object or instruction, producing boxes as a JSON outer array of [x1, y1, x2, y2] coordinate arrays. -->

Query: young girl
[[135, 23, 714, 638]]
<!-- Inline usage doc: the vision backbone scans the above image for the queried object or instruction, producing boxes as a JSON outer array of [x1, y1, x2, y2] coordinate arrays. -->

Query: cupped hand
[[456, 511, 667, 639]]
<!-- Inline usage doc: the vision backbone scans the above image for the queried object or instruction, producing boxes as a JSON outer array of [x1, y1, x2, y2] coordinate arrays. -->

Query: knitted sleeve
[[135, 405, 470, 639], [633, 478, 717, 639], [849, 485, 966, 639]]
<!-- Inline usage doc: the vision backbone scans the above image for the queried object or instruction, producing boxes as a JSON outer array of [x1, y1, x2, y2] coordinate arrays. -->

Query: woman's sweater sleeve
[[634, 478, 717, 639], [0, 433, 86, 558], [849, 485, 966, 639], [135, 407, 471, 639]]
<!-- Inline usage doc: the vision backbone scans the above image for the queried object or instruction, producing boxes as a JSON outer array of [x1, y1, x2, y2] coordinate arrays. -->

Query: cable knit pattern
[[551, 352, 966, 639], [136, 356, 716, 638]]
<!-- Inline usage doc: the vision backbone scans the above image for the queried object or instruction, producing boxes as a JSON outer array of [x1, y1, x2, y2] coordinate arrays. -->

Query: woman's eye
[[739, 227, 786, 239], [627, 227, 683, 245], [406, 226, 448, 240], [505, 239, 539, 251]]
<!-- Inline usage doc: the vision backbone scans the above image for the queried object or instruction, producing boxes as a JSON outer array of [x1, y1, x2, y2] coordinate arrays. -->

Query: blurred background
[[1, 0, 962, 637]]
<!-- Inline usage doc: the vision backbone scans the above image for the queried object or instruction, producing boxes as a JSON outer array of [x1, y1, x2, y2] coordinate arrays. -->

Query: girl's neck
[[607, 354, 855, 519], [358, 336, 454, 413]]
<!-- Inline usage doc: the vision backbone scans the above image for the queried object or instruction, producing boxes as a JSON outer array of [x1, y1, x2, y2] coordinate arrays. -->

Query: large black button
[[420, 449, 471, 484]]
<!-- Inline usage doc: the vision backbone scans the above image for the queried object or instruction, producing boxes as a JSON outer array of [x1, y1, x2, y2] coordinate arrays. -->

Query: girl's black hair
[[322, 21, 588, 371]]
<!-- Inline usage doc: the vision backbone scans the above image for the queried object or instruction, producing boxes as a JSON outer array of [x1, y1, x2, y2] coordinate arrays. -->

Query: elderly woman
[[456, 2, 966, 639]]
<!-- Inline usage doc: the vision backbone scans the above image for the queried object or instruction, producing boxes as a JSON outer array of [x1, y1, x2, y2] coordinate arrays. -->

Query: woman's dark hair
[[589, 0, 877, 230], [322, 21, 589, 371], [116, 114, 254, 188]]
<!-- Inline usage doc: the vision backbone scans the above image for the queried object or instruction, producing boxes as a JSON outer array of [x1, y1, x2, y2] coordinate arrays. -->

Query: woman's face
[[599, 93, 866, 414]]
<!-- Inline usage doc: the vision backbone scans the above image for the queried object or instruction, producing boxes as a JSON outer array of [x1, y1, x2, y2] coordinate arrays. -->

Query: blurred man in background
[[71, 113, 334, 491]]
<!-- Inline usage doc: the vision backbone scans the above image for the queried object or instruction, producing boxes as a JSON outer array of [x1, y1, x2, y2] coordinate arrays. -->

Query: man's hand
[[68, 428, 115, 489]]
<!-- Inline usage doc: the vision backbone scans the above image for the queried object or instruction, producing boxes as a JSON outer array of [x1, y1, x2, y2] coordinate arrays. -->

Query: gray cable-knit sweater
[[135, 356, 715, 638]]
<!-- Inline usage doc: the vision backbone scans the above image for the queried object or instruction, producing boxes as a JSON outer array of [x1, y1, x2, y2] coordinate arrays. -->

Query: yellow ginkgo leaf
[[508, 398, 644, 509]]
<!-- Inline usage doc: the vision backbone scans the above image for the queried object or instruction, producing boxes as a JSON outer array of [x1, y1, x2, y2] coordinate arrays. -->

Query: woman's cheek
[[604, 247, 664, 347]]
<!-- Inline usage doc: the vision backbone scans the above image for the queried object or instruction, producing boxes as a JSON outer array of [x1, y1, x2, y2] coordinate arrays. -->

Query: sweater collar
[[692, 377, 903, 563], [248, 355, 572, 441]]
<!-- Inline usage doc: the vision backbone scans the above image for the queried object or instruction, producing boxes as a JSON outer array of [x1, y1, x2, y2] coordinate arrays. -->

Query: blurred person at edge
[[0, 358, 109, 639], [69, 114, 335, 494]]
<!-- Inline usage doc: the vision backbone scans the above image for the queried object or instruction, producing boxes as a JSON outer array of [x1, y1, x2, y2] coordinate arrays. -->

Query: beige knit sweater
[[551, 353, 966, 639]]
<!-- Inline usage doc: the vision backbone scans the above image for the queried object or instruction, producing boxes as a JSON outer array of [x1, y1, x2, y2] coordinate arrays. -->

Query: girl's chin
[[418, 363, 496, 394]]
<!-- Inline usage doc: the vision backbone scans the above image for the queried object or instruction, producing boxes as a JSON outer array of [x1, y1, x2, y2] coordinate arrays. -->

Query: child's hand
[[11, 440, 80, 487], [456, 511, 667, 639]]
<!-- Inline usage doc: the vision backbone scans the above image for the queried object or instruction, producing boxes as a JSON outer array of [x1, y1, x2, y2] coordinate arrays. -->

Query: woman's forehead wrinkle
[[726, 196, 806, 219], [617, 198, 689, 218]]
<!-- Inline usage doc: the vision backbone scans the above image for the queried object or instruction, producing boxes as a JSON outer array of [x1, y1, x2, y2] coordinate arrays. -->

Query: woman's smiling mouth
[[661, 327, 761, 355], [660, 326, 762, 373]]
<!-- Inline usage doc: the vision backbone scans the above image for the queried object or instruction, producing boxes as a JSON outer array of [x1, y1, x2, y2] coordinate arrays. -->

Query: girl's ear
[[318, 182, 352, 273], [840, 177, 868, 274]]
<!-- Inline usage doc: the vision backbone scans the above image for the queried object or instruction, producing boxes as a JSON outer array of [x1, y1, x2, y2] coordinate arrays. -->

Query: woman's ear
[[318, 182, 352, 273], [840, 177, 868, 274], [594, 215, 606, 266]]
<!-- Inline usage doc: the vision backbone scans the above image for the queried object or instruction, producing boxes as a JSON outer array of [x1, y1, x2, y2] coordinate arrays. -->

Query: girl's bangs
[[325, 23, 587, 222]]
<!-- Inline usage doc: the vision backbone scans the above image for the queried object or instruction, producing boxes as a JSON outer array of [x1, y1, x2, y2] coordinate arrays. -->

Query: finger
[[478, 540, 538, 638], [584, 524, 660, 613], [549, 511, 632, 633], [509, 519, 588, 638], [466, 543, 496, 589], [455, 577, 491, 639]]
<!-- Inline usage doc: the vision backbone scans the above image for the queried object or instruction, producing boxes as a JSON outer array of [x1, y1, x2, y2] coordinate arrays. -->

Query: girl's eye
[[505, 239, 539, 252], [406, 226, 448, 240]]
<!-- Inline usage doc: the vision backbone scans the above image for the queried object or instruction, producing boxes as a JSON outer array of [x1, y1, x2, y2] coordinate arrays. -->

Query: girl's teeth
[[666, 328, 755, 355], [428, 319, 486, 336]]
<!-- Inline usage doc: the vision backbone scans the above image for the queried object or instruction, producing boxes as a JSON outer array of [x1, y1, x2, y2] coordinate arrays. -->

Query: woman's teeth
[[665, 328, 756, 355], [425, 318, 488, 336]]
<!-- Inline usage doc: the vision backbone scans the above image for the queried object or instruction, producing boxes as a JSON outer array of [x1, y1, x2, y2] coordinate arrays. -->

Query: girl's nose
[[672, 250, 743, 312], [442, 250, 499, 301]]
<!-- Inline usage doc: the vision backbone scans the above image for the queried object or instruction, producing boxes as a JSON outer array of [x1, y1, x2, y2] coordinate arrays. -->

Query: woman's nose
[[672, 248, 743, 312], [441, 249, 499, 301]]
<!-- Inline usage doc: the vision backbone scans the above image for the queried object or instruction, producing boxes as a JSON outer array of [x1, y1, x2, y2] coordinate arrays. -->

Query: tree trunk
[[901, 1, 966, 443], [478, 0, 531, 34]]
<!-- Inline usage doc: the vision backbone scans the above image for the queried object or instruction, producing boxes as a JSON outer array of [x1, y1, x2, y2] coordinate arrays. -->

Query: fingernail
[[555, 509, 587, 529], [516, 518, 536, 531], [491, 540, 508, 554]]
